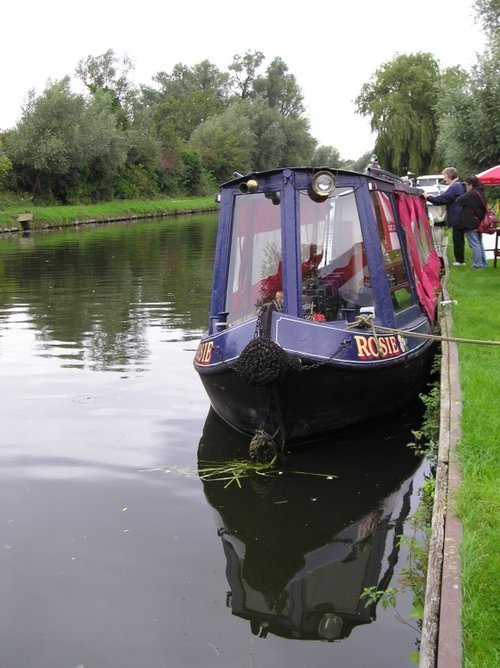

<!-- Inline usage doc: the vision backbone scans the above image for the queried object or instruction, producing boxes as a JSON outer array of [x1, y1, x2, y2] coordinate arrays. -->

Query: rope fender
[[234, 337, 301, 386]]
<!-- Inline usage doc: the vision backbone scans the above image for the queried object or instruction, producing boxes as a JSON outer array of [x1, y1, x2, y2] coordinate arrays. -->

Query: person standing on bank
[[422, 167, 466, 266], [456, 175, 488, 268]]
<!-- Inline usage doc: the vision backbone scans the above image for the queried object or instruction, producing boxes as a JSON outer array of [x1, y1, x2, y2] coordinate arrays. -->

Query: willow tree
[[355, 52, 441, 175]]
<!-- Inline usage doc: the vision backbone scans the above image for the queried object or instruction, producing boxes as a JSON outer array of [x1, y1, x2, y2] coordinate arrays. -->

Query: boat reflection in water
[[198, 404, 425, 642]]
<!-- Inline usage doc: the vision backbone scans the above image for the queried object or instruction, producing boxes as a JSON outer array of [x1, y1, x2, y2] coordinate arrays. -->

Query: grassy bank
[[0, 196, 218, 231], [446, 241, 500, 668]]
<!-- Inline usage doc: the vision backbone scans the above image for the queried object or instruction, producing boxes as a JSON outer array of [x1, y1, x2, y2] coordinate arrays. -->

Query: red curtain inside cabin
[[396, 193, 441, 321]]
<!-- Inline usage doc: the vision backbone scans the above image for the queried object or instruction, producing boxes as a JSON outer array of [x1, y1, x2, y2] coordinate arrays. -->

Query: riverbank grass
[[446, 244, 500, 668], [0, 196, 217, 229]]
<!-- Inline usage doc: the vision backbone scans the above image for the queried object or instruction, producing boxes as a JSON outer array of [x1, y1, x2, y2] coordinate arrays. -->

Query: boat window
[[371, 191, 413, 312], [225, 192, 282, 323], [299, 188, 373, 321]]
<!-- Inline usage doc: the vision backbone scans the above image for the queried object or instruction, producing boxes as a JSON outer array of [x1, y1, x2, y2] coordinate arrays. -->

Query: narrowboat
[[194, 167, 441, 446]]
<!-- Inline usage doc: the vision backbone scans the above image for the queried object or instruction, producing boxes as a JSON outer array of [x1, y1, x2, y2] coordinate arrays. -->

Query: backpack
[[478, 208, 499, 234], [473, 189, 499, 234]]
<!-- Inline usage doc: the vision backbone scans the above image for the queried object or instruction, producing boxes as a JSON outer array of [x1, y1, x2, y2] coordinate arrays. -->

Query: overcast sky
[[1, 0, 487, 159]]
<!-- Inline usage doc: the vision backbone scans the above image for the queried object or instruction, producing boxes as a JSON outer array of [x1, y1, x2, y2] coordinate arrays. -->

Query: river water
[[0, 216, 429, 668]]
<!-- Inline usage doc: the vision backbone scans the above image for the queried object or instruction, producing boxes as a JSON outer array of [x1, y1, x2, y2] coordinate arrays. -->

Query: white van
[[417, 174, 448, 224]]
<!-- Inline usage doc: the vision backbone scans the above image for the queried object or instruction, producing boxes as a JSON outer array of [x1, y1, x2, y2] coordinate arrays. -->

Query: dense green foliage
[[436, 37, 500, 172], [7, 78, 129, 202], [2, 50, 319, 204], [0, 150, 12, 190]]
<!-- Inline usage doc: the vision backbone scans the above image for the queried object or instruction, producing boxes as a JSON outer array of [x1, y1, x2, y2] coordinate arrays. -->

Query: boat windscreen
[[299, 188, 373, 321], [225, 192, 282, 324]]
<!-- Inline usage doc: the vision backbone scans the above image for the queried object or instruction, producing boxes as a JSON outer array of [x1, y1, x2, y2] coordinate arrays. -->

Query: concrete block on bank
[[15, 213, 33, 231]]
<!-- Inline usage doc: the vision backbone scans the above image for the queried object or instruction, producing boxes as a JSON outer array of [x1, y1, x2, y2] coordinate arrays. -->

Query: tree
[[240, 97, 286, 171], [145, 60, 229, 145], [280, 115, 316, 166], [124, 99, 162, 168], [473, 0, 500, 33], [0, 137, 13, 190], [356, 52, 441, 175], [190, 103, 255, 182], [191, 60, 231, 100], [159, 148, 206, 195], [150, 90, 224, 145], [145, 63, 192, 104], [436, 42, 500, 173], [148, 60, 229, 104], [75, 49, 136, 132], [253, 57, 305, 117], [190, 94, 317, 181], [312, 145, 341, 167], [138, 60, 232, 195], [228, 50, 265, 99], [430, 1, 499, 175], [6, 78, 128, 201], [76, 49, 134, 108], [349, 151, 375, 173]]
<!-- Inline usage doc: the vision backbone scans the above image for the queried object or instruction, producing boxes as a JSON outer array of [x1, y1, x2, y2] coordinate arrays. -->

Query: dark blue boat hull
[[196, 336, 436, 442]]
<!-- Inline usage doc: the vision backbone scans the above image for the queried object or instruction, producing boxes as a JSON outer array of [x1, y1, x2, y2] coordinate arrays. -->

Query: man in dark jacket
[[456, 175, 488, 268], [422, 167, 466, 265]]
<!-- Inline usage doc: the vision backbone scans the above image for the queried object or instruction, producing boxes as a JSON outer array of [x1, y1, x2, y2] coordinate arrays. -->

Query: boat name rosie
[[195, 341, 214, 365], [354, 335, 408, 359]]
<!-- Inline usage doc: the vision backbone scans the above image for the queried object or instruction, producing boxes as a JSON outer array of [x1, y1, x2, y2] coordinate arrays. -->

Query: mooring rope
[[347, 314, 500, 347]]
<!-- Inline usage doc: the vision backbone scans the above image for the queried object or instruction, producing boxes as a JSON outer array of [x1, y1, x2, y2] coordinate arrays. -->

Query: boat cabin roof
[[222, 166, 423, 196]]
